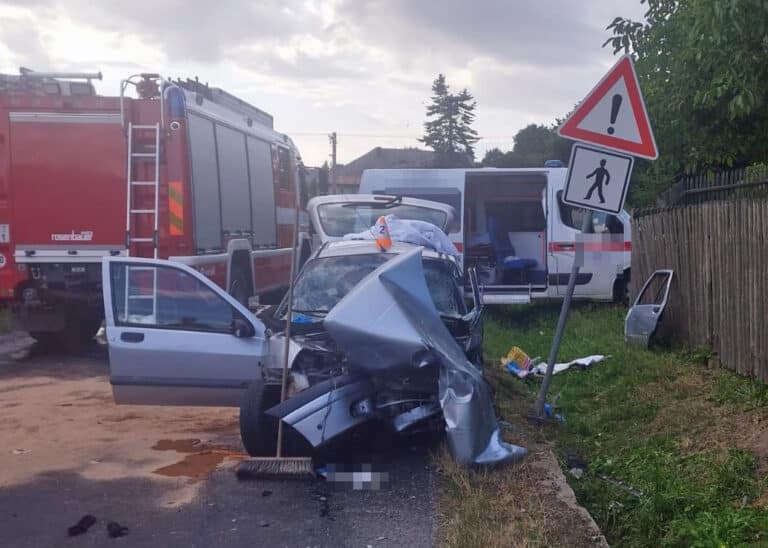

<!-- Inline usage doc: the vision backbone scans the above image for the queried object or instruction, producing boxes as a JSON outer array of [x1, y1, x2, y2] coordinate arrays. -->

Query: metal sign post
[[533, 212, 590, 419]]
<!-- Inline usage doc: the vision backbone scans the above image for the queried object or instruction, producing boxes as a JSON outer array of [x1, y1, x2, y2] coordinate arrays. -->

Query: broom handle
[[276, 199, 300, 458]]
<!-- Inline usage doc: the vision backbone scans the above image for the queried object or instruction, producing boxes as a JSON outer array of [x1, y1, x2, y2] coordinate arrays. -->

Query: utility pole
[[329, 132, 337, 195]]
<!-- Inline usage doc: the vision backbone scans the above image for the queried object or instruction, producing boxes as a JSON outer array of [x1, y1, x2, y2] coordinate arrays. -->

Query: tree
[[605, 0, 768, 185], [421, 74, 480, 167], [480, 124, 570, 168]]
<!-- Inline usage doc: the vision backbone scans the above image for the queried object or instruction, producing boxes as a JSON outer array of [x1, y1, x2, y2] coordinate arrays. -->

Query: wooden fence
[[631, 198, 768, 381], [657, 164, 768, 206]]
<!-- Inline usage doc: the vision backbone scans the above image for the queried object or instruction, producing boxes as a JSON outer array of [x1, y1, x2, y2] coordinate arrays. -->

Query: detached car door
[[102, 257, 269, 407]]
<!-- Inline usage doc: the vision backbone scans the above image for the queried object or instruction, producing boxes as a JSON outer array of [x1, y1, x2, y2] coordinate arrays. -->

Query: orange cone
[[375, 215, 392, 250]]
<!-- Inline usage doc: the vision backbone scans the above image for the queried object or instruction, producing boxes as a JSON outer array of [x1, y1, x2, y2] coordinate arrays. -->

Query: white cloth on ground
[[530, 355, 607, 376]]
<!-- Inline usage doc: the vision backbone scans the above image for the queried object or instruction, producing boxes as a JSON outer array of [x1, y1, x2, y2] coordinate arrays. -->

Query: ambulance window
[[557, 191, 623, 234]]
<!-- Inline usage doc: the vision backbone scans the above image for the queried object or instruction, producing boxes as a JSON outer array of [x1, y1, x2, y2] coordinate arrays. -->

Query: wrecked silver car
[[100, 238, 525, 466]]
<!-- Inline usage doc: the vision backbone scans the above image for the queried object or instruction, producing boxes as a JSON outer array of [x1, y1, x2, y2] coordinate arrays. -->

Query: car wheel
[[239, 381, 279, 457], [614, 278, 630, 305]]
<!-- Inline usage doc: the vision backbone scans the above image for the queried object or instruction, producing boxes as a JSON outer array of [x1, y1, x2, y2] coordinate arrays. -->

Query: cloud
[[0, 0, 649, 165], [0, 13, 52, 69], [336, 0, 613, 70]]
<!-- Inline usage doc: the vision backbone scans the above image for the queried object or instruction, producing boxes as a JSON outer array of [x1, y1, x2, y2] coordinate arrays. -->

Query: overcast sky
[[0, 0, 646, 166]]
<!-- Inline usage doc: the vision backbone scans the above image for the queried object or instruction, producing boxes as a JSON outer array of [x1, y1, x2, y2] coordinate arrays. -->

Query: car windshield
[[279, 253, 462, 321], [317, 202, 448, 237]]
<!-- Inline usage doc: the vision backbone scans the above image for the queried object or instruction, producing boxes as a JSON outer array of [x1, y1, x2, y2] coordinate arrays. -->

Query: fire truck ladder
[[125, 122, 160, 321], [125, 122, 160, 258]]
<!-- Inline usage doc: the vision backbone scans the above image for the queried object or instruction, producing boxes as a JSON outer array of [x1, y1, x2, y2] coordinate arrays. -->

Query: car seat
[[487, 215, 537, 281]]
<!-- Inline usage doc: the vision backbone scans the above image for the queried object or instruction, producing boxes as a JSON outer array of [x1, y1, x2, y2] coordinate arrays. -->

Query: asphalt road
[[0, 335, 437, 548]]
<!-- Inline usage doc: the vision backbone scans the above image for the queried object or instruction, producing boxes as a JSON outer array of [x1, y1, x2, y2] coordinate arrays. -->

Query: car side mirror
[[232, 317, 255, 338]]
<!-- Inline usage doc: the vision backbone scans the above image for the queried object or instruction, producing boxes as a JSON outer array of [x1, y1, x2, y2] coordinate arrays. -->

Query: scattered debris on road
[[67, 514, 96, 537], [106, 521, 130, 538]]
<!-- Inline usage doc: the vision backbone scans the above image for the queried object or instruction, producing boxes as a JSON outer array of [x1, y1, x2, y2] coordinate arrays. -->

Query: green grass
[[484, 304, 768, 547]]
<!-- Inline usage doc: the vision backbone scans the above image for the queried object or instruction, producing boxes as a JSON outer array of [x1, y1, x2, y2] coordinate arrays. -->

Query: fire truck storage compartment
[[187, 112, 277, 253], [9, 113, 127, 247], [464, 172, 547, 289]]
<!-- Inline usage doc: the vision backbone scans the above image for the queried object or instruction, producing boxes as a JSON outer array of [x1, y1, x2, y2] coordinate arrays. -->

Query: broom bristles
[[236, 457, 315, 481]]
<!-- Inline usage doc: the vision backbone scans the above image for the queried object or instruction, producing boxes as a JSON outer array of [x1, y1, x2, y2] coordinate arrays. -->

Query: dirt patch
[[0, 357, 241, 492], [730, 413, 768, 477]]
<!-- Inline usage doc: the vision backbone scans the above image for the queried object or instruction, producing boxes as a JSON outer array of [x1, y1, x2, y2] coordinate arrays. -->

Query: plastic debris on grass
[[499, 346, 541, 379], [500, 347, 608, 379]]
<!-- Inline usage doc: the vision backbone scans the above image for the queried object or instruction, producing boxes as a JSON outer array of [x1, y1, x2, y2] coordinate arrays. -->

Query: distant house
[[333, 147, 436, 193]]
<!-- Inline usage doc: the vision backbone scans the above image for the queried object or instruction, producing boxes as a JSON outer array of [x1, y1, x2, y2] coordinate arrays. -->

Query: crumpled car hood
[[324, 247, 527, 466]]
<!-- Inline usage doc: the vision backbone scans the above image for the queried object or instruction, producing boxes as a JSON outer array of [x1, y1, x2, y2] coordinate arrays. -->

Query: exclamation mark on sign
[[607, 94, 622, 135]]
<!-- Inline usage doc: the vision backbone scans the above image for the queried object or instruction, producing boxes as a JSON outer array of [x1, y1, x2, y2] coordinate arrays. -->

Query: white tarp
[[343, 215, 460, 257], [530, 355, 608, 376]]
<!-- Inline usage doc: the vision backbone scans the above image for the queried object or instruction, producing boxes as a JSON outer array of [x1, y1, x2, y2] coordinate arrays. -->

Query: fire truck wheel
[[239, 381, 279, 457], [229, 269, 251, 306], [28, 331, 59, 348], [30, 313, 101, 351]]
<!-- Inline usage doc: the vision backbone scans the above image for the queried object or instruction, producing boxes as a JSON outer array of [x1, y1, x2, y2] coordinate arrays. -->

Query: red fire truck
[[0, 69, 310, 347]]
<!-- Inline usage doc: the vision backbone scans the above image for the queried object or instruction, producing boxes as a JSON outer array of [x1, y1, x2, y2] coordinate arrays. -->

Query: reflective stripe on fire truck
[[169, 181, 184, 236]]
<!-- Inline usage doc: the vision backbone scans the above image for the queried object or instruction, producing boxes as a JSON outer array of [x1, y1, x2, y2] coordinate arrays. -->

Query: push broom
[[236, 196, 314, 480]]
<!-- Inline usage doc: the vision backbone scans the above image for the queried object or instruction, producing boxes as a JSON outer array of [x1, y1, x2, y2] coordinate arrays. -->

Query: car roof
[[314, 239, 451, 262]]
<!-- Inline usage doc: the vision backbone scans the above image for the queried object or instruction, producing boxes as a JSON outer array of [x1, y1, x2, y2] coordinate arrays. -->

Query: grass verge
[[438, 303, 768, 547]]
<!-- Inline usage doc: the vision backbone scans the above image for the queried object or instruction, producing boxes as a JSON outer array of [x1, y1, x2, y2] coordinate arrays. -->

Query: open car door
[[307, 194, 457, 246], [101, 257, 269, 407]]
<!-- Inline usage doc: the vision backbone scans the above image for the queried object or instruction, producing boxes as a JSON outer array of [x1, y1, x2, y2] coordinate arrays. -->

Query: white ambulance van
[[358, 167, 632, 305]]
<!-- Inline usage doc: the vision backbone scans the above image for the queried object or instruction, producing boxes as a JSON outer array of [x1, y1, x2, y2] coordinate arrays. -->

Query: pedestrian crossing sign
[[562, 143, 634, 215]]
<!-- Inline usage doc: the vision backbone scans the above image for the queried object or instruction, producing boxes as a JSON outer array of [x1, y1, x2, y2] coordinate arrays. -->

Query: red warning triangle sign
[[558, 55, 658, 160]]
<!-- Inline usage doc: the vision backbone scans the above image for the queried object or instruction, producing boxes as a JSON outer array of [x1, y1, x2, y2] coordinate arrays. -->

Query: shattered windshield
[[280, 253, 462, 321], [317, 203, 448, 237]]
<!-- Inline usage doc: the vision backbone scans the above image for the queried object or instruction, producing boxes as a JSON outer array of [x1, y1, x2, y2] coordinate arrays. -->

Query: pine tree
[[420, 74, 480, 167]]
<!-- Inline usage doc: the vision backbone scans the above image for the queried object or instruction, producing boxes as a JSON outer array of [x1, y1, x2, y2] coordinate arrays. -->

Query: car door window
[[110, 263, 235, 333]]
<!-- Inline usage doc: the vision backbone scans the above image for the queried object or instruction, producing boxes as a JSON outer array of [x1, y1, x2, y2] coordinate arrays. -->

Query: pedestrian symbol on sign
[[562, 144, 633, 215], [584, 159, 611, 204]]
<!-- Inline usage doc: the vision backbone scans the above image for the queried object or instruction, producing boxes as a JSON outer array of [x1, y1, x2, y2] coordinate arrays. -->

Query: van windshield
[[317, 203, 448, 237]]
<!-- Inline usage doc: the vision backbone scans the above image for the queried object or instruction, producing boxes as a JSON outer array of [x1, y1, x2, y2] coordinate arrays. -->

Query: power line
[[287, 131, 517, 139]]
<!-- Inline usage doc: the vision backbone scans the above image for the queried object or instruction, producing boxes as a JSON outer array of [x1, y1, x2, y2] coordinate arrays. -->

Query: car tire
[[613, 278, 630, 305], [239, 381, 279, 457]]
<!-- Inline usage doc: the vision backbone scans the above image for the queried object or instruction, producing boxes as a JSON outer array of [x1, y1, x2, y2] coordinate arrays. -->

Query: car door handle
[[559, 243, 575, 250], [121, 332, 145, 343]]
